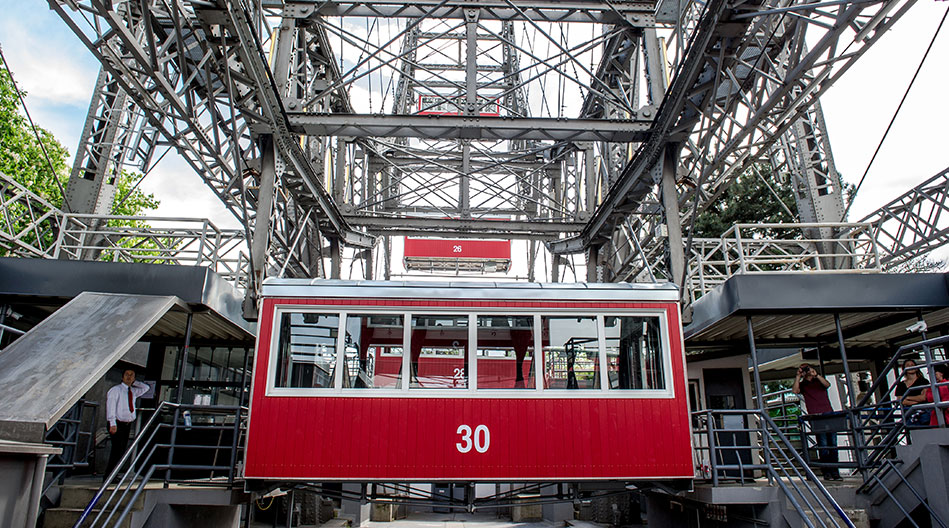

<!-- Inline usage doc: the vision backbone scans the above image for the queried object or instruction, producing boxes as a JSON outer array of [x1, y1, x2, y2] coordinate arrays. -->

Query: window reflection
[[605, 316, 665, 389], [274, 312, 339, 388], [542, 316, 600, 390], [342, 314, 404, 389], [410, 315, 468, 389], [477, 316, 535, 389]]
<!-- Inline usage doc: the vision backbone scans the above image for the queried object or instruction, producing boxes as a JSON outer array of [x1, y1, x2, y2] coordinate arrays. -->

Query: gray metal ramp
[[0, 292, 182, 443]]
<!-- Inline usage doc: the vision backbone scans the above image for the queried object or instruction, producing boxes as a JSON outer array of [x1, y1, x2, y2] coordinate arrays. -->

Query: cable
[[0, 43, 72, 212], [841, 4, 949, 220]]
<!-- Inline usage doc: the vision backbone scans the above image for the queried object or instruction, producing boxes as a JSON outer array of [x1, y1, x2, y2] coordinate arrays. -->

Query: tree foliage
[[692, 165, 797, 239], [1, 54, 161, 259], [0, 55, 158, 215], [0, 58, 70, 202]]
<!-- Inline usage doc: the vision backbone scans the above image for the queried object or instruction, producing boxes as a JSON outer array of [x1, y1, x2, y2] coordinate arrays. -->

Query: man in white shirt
[[105, 369, 150, 476]]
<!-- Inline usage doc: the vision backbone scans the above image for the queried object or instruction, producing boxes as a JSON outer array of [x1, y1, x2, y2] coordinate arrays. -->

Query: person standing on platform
[[792, 363, 841, 480], [105, 368, 150, 476]]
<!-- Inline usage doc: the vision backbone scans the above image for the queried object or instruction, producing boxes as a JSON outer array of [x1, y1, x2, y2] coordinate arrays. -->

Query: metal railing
[[761, 388, 804, 438], [44, 399, 99, 494], [73, 402, 246, 528], [686, 222, 882, 303], [54, 214, 249, 287], [692, 408, 855, 528], [0, 172, 249, 288]]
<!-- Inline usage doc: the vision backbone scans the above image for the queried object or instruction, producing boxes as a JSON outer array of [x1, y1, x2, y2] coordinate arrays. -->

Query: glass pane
[[605, 316, 665, 389], [477, 316, 535, 389], [274, 312, 340, 388], [342, 314, 404, 389], [542, 316, 600, 390], [410, 314, 468, 389]]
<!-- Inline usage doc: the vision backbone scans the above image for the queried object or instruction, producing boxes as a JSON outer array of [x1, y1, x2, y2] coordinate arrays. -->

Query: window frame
[[265, 304, 675, 399]]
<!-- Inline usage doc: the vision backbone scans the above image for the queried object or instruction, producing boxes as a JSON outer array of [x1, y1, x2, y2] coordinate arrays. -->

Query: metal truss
[[46, 0, 363, 285], [859, 166, 949, 269], [46, 0, 933, 287], [64, 67, 163, 215], [554, 0, 916, 278]]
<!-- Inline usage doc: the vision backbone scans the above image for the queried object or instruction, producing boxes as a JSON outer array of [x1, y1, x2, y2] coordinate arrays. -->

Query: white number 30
[[456, 424, 490, 453]]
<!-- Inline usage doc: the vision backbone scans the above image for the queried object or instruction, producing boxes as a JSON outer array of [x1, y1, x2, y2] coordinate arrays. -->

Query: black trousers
[[106, 420, 133, 476]]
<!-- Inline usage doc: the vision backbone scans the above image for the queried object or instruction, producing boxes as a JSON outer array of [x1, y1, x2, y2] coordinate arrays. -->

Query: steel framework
[[33, 0, 942, 300]]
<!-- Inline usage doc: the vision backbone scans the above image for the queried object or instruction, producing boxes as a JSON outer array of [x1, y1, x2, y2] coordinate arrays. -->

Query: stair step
[[43, 507, 132, 528], [58, 485, 146, 510]]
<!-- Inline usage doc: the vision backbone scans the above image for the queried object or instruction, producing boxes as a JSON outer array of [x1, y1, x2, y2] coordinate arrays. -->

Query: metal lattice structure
[[29, 0, 948, 302], [0, 172, 248, 284]]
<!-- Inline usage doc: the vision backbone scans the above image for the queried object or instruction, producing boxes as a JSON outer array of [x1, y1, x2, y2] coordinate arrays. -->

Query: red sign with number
[[404, 238, 511, 259]]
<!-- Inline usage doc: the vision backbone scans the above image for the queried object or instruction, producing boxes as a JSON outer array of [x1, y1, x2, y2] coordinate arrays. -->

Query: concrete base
[[0, 440, 58, 528], [342, 484, 371, 526], [511, 495, 542, 523]]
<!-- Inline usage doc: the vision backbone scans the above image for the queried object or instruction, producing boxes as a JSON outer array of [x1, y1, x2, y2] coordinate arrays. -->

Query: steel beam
[[287, 113, 651, 142], [280, 0, 657, 24]]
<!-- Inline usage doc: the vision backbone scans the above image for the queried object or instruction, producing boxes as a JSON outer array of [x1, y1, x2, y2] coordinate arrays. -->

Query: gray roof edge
[[684, 272, 949, 341], [261, 278, 679, 301], [0, 257, 253, 337], [199, 267, 254, 337]]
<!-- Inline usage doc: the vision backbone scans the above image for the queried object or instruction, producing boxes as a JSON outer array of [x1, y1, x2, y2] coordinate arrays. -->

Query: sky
[[0, 0, 947, 259]]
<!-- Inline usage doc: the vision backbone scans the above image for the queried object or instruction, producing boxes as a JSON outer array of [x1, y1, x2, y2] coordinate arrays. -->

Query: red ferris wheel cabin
[[244, 280, 693, 483]]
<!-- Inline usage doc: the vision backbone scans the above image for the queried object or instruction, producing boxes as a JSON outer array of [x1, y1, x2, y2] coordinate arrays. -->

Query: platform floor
[[252, 513, 608, 527]]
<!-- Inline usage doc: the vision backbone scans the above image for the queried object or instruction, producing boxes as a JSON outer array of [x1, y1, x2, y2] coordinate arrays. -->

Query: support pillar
[[175, 312, 195, 404], [330, 238, 342, 279], [334, 137, 347, 203], [747, 316, 772, 481], [833, 313, 856, 409], [586, 245, 600, 283], [250, 135, 276, 290], [660, 146, 685, 286]]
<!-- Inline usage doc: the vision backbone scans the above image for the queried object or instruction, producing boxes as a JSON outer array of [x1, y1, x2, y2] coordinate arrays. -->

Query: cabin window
[[476, 315, 535, 389], [273, 312, 340, 388], [410, 314, 469, 389], [604, 316, 665, 389], [342, 314, 404, 389], [541, 316, 600, 390]]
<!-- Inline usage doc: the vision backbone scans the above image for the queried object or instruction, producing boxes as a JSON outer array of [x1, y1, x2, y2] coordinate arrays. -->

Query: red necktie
[[127, 387, 134, 413]]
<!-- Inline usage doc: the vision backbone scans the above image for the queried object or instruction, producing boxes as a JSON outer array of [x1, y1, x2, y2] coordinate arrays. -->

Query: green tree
[[692, 165, 797, 239], [1, 54, 159, 257], [0, 57, 70, 202]]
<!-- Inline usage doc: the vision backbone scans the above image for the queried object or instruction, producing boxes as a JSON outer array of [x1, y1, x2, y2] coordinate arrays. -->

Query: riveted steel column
[[251, 135, 276, 290]]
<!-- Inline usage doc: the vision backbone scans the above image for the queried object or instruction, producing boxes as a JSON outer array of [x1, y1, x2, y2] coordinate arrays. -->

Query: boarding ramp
[[0, 292, 183, 444]]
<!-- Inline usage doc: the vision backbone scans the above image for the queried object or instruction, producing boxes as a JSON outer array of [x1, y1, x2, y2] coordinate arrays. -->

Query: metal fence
[[687, 222, 882, 303], [0, 172, 249, 287]]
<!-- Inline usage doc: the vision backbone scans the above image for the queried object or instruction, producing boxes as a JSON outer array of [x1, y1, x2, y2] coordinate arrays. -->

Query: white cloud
[[0, 17, 97, 106], [821, 1, 949, 220], [137, 154, 241, 230]]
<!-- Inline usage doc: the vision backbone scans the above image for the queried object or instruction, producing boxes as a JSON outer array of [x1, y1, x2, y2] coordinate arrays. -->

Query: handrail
[[73, 401, 246, 528], [74, 401, 177, 527], [691, 408, 854, 527], [763, 414, 855, 528], [857, 334, 949, 409]]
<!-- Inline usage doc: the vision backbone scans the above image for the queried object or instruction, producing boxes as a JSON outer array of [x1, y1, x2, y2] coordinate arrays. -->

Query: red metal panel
[[404, 238, 511, 259], [245, 299, 693, 481]]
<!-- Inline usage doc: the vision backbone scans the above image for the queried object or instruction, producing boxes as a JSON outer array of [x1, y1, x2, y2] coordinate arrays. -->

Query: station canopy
[[683, 272, 949, 376]]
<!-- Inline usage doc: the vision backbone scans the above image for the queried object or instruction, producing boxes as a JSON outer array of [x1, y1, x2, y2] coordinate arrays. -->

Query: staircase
[[43, 483, 143, 528], [860, 428, 949, 528]]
